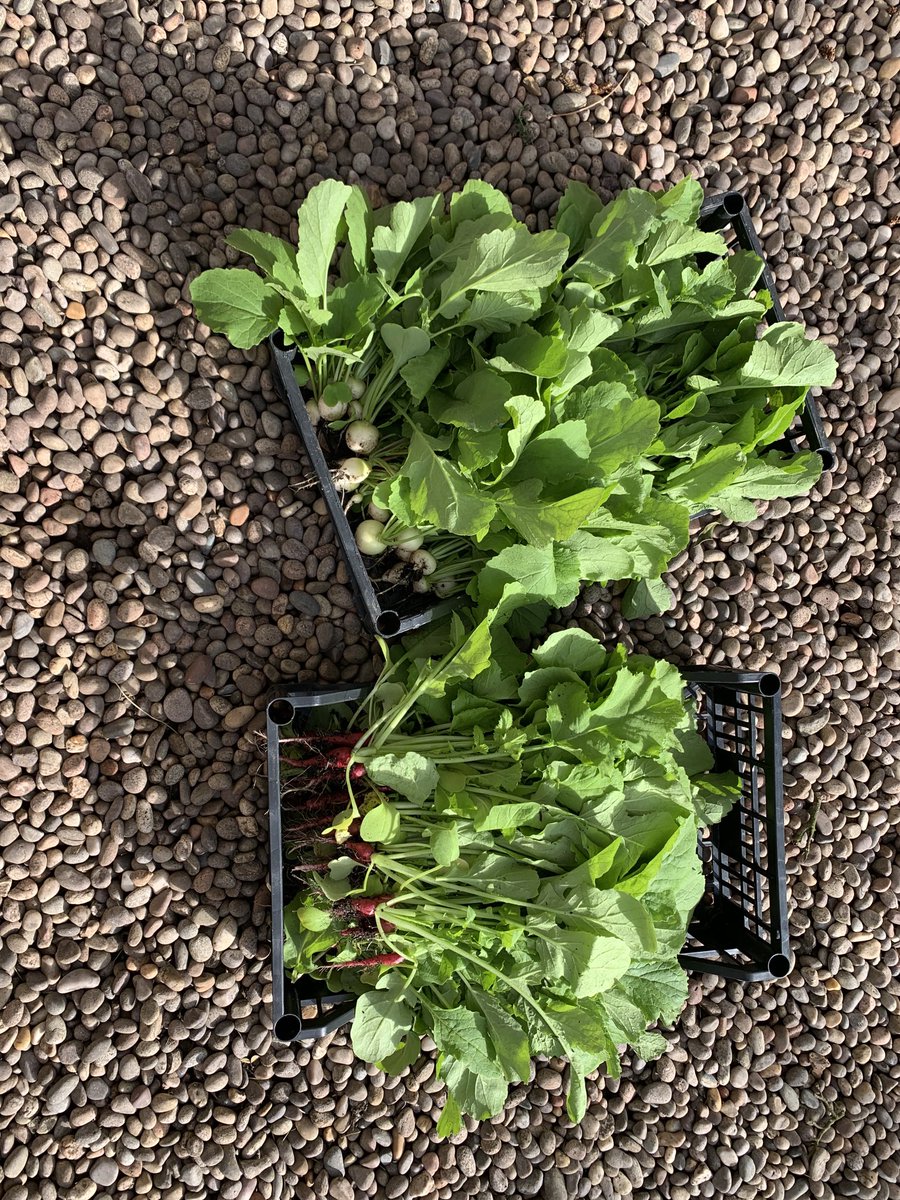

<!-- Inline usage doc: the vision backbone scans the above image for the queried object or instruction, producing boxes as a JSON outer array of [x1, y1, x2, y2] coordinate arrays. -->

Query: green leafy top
[[281, 621, 739, 1134], [191, 178, 836, 620]]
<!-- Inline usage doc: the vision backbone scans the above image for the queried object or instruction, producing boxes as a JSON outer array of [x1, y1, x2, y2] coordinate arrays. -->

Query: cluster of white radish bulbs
[[307, 377, 438, 590], [305, 379, 380, 495]]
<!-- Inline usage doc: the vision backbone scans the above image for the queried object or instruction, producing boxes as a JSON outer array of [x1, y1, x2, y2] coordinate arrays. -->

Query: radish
[[368, 501, 391, 523], [333, 457, 371, 492], [305, 399, 320, 426], [410, 549, 437, 576], [356, 520, 389, 556], [394, 528, 424, 552], [346, 377, 366, 400], [382, 563, 407, 584], [349, 401, 363, 420], [319, 382, 350, 421], [345, 420, 379, 455], [349, 895, 393, 917], [280, 734, 363, 749], [412, 577, 431, 593], [434, 580, 456, 597], [345, 840, 375, 863], [320, 952, 404, 969]]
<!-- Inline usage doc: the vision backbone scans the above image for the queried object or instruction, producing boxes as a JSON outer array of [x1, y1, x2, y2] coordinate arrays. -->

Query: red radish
[[280, 749, 353, 770], [282, 790, 352, 813], [320, 952, 404, 969], [345, 841, 374, 863], [350, 895, 393, 917], [280, 753, 367, 781], [279, 733, 363, 748]]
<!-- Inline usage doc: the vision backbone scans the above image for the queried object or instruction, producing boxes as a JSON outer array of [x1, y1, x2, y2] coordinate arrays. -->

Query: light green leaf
[[400, 344, 450, 400], [297, 904, 332, 932], [429, 1005, 500, 1081], [654, 176, 704, 223], [691, 772, 739, 827], [439, 226, 569, 313], [449, 179, 514, 230], [499, 394, 546, 476], [404, 428, 497, 538], [473, 800, 542, 832], [441, 1057, 509, 1123], [554, 181, 605, 256], [190, 269, 280, 348], [642, 220, 727, 267], [458, 291, 543, 334], [295, 179, 353, 300], [477, 541, 586, 617], [365, 752, 439, 805], [470, 988, 532, 1082], [531, 629, 608, 674], [438, 369, 512, 431], [351, 983, 413, 1062], [536, 932, 632, 999], [498, 484, 610, 547], [559, 379, 659, 474], [435, 1092, 464, 1138], [568, 189, 658, 288], [359, 800, 402, 843], [343, 186, 371, 275], [226, 228, 297, 277], [492, 328, 569, 379], [381, 323, 431, 368], [373, 194, 443, 284], [616, 954, 690, 1025], [720, 321, 838, 390], [622, 577, 675, 619], [430, 823, 460, 867]]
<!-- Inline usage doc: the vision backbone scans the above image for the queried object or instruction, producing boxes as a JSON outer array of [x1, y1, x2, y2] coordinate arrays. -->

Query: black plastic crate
[[270, 191, 833, 639], [679, 668, 791, 982], [266, 666, 790, 1043], [698, 191, 835, 472]]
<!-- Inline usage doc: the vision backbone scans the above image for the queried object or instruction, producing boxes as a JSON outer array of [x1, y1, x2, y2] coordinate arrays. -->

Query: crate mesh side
[[685, 687, 772, 964]]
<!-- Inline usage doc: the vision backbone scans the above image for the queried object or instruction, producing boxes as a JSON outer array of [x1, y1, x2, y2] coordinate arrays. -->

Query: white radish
[[347, 377, 366, 400], [333, 457, 371, 492], [394, 527, 424, 552], [305, 399, 320, 426], [383, 563, 407, 584], [434, 580, 456, 597], [319, 393, 347, 421], [355, 519, 388, 555], [368, 501, 391, 522], [345, 420, 380, 456], [349, 400, 363, 420], [410, 549, 437, 576], [412, 577, 431, 593]]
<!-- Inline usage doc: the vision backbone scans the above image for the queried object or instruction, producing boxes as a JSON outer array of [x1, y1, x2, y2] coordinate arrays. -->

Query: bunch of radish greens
[[191, 175, 836, 617], [276, 619, 739, 1133]]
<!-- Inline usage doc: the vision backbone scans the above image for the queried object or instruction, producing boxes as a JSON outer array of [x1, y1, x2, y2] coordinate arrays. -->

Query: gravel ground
[[1, 1, 899, 1198]]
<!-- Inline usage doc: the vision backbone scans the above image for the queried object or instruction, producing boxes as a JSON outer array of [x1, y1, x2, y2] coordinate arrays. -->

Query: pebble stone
[[0, 1, 898, 1199]]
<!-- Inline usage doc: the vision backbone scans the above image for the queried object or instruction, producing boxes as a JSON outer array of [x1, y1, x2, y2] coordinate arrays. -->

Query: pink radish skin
[[320, 952, 405, 970]]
